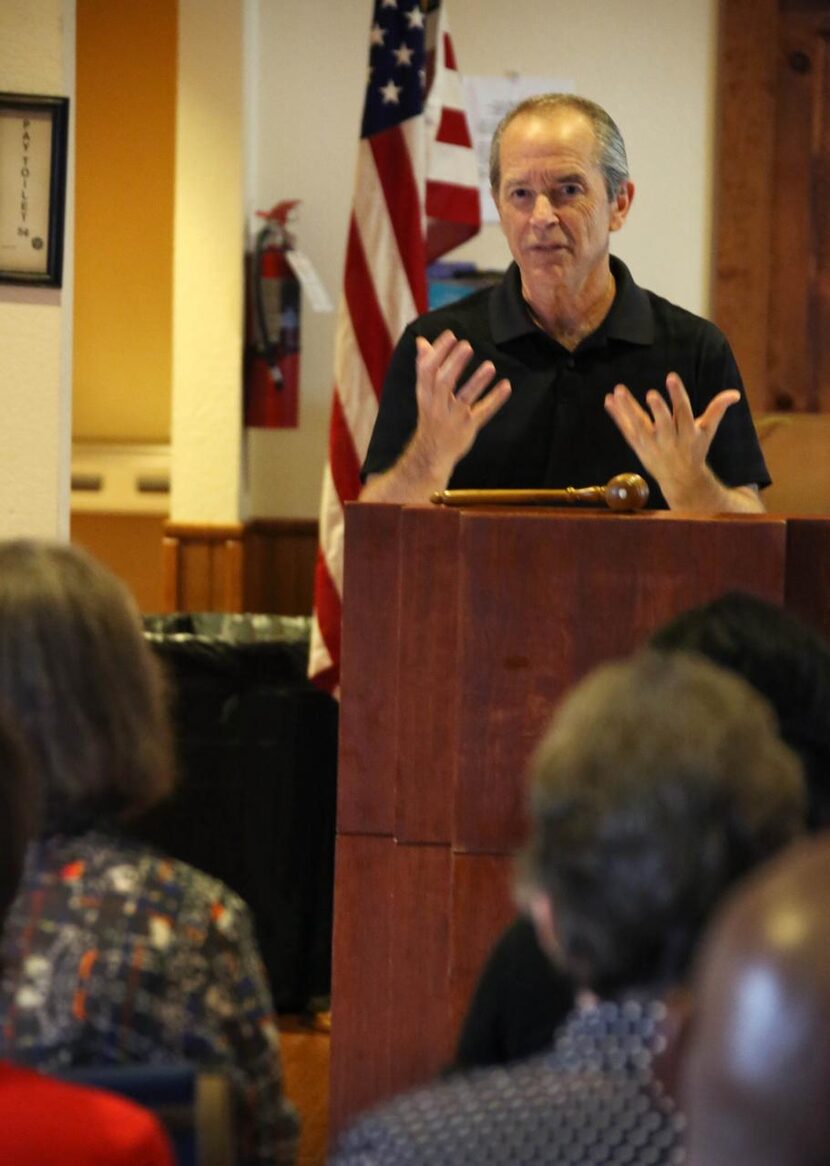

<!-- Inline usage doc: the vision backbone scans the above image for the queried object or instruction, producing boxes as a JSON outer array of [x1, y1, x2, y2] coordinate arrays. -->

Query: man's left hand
[[603, 372, 761, 512]]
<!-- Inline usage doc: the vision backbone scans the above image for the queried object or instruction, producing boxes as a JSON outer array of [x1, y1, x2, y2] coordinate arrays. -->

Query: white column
[[170, 0, 246, 524], [0, 0, 75, 539]]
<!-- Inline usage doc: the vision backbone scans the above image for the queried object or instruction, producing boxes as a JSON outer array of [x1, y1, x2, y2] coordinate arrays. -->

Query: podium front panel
[[332, 505, 791, 1139], [453, 511, 787, 851], [786, 518, 830, 642]]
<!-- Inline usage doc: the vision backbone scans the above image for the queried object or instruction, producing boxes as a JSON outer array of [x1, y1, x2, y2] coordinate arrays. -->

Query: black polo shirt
[[361, 257, 770, 508]]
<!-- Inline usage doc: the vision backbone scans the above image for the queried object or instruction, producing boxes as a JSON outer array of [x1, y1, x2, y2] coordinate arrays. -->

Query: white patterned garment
[[330, 998, 686, 1165]]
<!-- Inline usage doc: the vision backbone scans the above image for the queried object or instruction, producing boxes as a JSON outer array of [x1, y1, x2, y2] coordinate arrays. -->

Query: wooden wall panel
[[244, 518, 318, 615], [160, 518, 319, 615], [74, 0, 176, 442], [760, 415, 830, 514], [768, 8, 827, 412], [70, 512, 167, 612], [714, 0, 779, 408], [162, 522, 244, 613]]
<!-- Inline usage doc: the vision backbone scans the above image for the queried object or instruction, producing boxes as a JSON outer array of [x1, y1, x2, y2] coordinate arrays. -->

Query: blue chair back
[[58, 1064, 235, 1166]]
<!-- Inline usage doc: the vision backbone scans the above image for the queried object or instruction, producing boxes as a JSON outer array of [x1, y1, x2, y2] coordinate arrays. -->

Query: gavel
[[430, 472, 650, 511]]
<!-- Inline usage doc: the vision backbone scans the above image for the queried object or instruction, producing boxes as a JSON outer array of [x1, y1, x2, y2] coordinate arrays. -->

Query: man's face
[[493, 109, 633, 301]]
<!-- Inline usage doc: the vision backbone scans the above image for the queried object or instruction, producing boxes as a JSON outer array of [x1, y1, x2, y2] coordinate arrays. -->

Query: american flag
[[309, 0, 481, 695]]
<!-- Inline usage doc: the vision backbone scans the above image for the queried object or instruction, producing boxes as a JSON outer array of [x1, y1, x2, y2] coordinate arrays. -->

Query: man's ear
[[609, 180, 635, 233], [527, 890, 559, 963]]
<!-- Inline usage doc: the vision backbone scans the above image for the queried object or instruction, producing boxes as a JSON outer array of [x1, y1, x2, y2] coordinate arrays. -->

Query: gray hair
[[489, 93, 630, 202], [519, 650, 804, 998], [0, 540, 175, 835]]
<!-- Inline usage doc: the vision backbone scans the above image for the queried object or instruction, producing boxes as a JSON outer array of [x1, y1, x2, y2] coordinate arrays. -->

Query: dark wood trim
[[163, 521, 244, 540], [713, 0, 779, 410], [161, 518, 319, 615], [162, 522, 245, 613], [243, 519, 319, 616], [246, 517, 317, 535]]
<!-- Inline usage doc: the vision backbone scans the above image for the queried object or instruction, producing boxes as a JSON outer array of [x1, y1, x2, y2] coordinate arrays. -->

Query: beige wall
[[73, 0, 177, 444], [247, 0, 718, 519], [6, 1, 719, 533], [0, 0, 75, 538]]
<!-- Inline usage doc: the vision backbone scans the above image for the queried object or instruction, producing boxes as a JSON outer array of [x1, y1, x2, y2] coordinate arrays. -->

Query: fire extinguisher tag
[[284, 250, 334, 312]]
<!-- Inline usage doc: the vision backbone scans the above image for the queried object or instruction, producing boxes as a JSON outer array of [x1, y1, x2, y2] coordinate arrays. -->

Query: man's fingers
[[416, 330, 458, 363], [664, 372, 695, 434], [645, 389, 673, 433], [605, 384, 652, 438], [697, 389, 740, 436], [415, 332, 466, 380], [470, 379, 512, 428], [414, 335, 510, 436], [439, 339, 474, 387], [455, 360, 498, 405], [416, 333, 474, 404]]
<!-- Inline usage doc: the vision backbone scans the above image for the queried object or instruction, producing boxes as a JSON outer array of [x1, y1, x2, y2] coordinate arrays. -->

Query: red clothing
[[0, 1061, 174, 1165]]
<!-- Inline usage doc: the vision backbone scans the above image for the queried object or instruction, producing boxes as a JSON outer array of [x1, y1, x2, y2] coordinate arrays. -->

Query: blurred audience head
[[0, 540, 173, 836], [650, 591, 830, 828], [686, 834, 830, 1166], [519, 650, 804, 999], [0, 714, 33, 922]]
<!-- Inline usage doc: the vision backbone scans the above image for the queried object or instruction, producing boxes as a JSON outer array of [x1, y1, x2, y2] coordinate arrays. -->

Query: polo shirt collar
[[490, 255, 655, 348], [604, 255, 654, 345]]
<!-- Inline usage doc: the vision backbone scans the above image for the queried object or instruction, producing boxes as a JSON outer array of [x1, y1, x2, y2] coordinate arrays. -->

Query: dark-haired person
[[454, 590, 830, 1072], [650, 590, 830, 829], [361, 93, 767, 512], [0, 712, 175, 1165], [330, 651, 803, 1164], [0, 541, 299, 1166], [686, 834, 830, 1166]]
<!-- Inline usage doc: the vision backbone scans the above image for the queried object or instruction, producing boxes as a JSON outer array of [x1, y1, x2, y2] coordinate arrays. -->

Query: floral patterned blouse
[[0, 830, 299, 1165]]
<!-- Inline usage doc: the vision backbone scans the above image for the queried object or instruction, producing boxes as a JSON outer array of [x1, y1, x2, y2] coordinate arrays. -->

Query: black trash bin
[[136, 613, 338, 1014]]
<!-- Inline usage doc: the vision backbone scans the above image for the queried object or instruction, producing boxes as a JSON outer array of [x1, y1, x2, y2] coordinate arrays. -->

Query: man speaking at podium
[[360, 94, 769, 513]]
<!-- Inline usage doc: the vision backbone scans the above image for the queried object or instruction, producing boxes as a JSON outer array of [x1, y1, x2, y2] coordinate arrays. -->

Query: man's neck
[[523, 263, 616, 352]]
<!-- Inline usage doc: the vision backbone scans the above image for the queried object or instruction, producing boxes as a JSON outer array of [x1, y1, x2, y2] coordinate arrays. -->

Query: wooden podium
[[329, 503, 826, 1136]]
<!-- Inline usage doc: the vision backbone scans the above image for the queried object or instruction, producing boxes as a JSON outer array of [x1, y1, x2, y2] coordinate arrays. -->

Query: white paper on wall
[[462, 75, 575, 223]]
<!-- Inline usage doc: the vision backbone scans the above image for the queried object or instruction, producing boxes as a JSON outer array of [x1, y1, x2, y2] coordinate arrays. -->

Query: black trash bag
[[135, 614, 338, 1013]]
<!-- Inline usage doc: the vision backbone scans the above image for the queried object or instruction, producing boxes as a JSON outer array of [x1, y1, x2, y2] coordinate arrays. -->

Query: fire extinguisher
[[244, 200, 301, 428]]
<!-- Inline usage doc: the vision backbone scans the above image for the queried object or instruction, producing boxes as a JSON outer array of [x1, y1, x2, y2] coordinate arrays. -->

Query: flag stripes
[[309, 1, 480, 696]]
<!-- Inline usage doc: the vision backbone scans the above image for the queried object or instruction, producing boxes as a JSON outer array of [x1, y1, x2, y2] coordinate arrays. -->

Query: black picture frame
[[0, 92, 69, 288]]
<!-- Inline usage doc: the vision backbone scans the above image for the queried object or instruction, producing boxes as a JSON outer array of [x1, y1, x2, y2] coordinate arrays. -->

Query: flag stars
[[405, 5, 425, 29], [394, 43, 414, 67], [370, 23, 385, 47], [380, 0, 398, 7], [379, 79, 402, 104]]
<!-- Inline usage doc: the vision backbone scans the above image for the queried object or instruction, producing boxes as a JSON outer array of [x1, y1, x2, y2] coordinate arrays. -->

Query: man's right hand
[[361, 331, 512, 504]]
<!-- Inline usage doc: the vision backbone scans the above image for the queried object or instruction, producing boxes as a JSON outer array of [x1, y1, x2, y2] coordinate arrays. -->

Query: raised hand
[[361, 330, 512, 504], [603, 372, 760, 512], [412, 331, 512, 472]]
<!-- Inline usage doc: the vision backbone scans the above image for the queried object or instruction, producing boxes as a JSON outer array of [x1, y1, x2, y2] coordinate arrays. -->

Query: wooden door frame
[[713, 0, 779, 413]]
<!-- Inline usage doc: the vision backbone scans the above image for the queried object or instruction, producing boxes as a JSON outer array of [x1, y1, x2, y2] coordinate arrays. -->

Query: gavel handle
[[431, 485, 606, 507], [431, 473, 649, 510]]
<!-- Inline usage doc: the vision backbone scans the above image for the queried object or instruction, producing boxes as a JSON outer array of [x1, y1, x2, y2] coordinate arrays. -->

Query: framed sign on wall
[[0, 92, 69, 288]]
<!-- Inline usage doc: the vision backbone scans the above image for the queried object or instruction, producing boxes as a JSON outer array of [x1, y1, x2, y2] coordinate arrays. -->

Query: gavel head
[[604, 473, 650, 511]]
